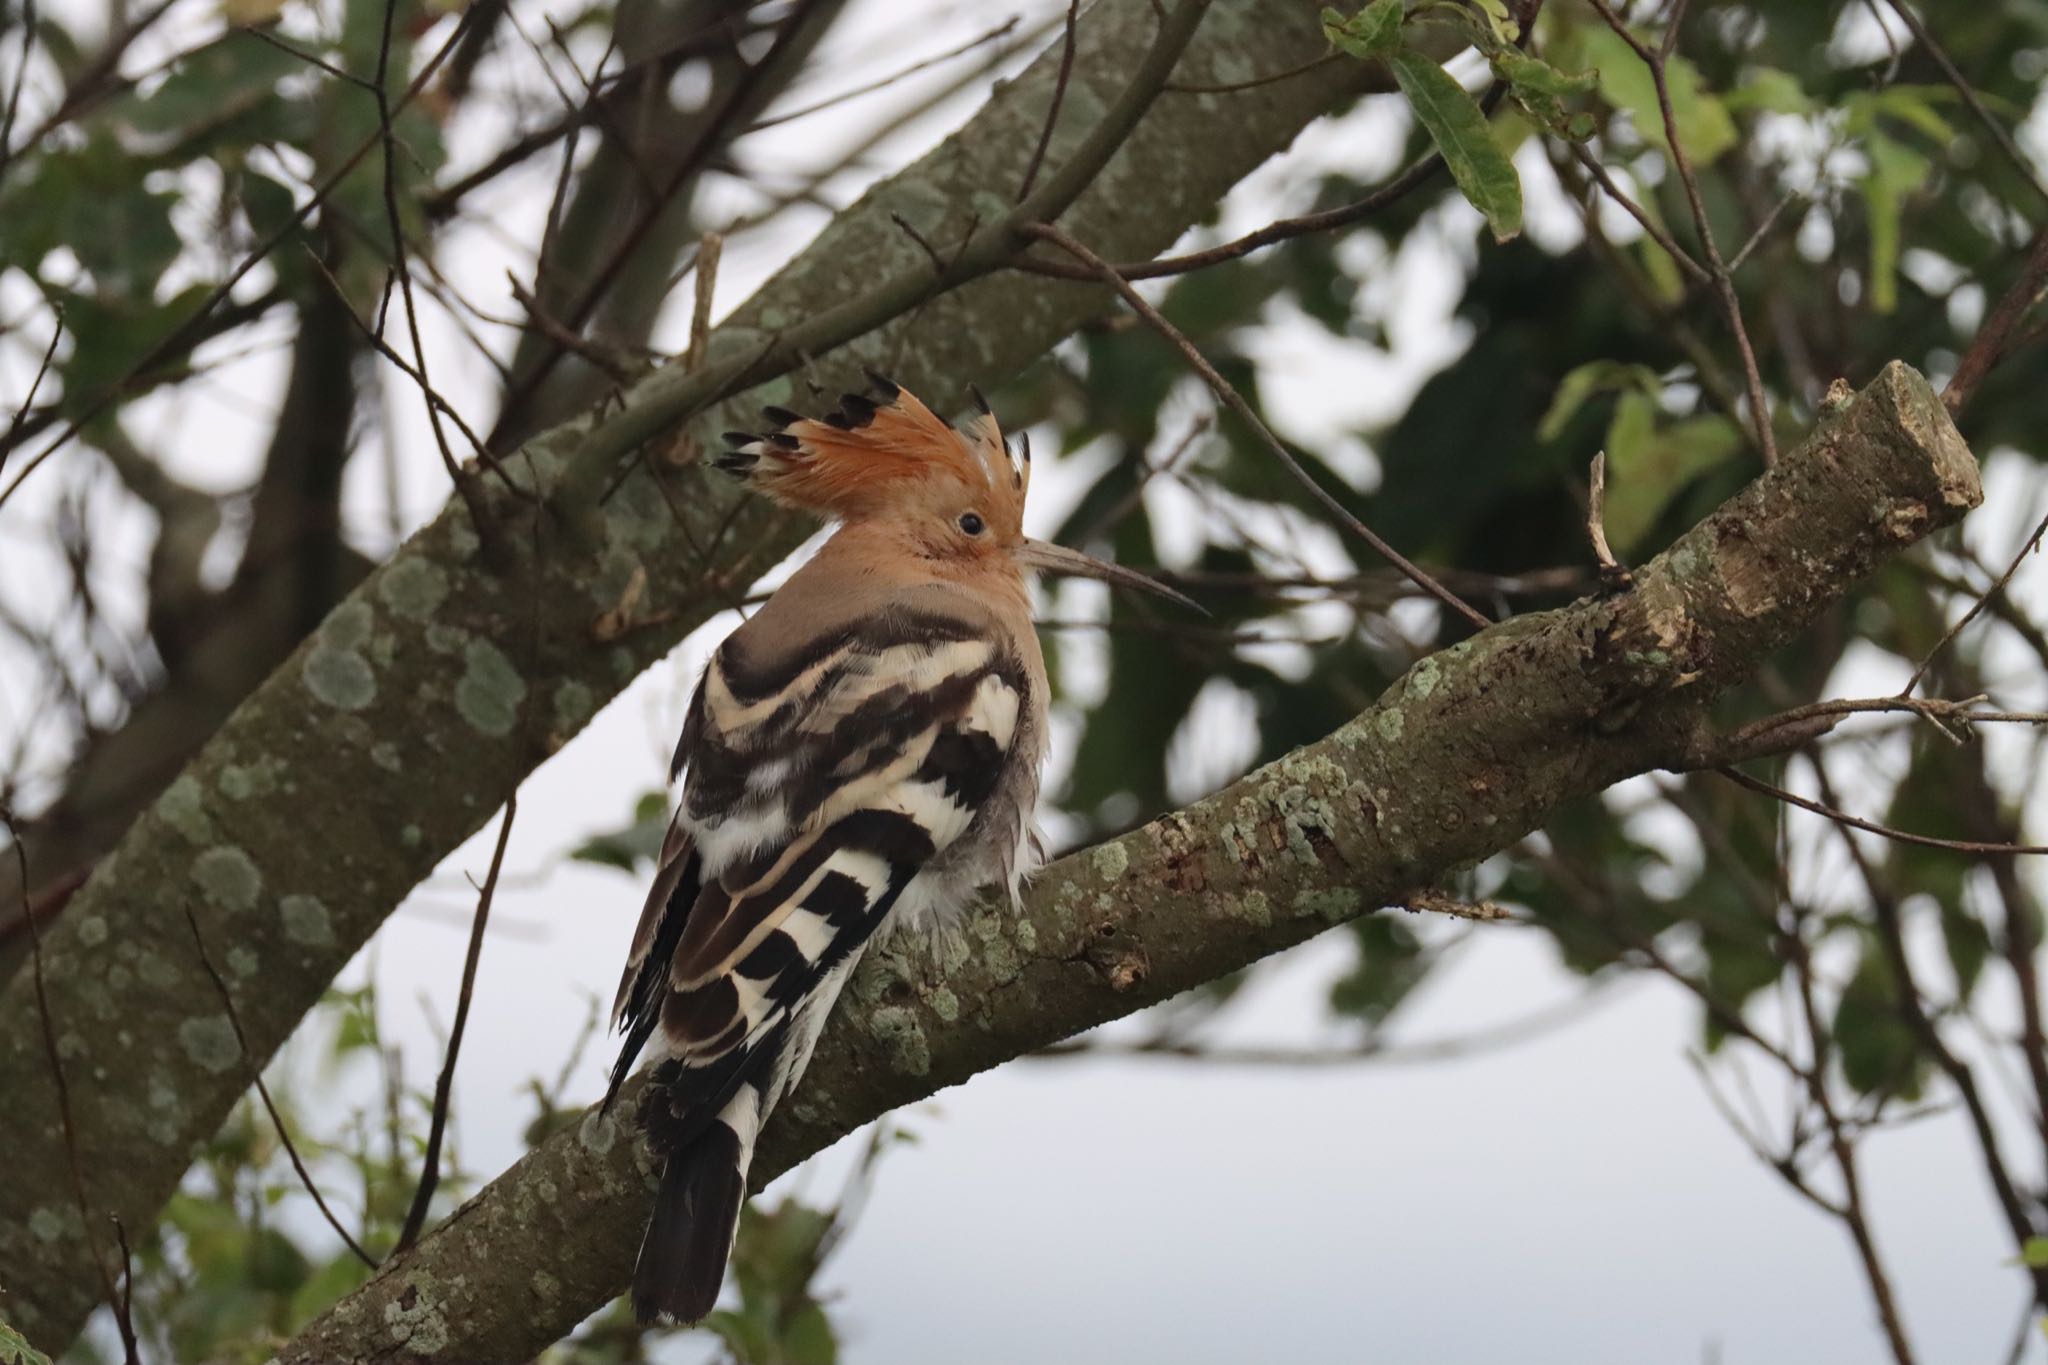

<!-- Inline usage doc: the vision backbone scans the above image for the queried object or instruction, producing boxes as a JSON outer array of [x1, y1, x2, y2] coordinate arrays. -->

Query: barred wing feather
[[607, 604, 1027, 1323]]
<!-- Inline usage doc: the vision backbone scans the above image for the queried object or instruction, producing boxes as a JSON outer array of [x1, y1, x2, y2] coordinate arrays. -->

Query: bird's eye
[[958, 512, 985, 536]]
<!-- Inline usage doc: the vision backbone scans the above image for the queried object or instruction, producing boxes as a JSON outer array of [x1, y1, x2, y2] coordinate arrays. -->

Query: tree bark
[[0, 0, 1396, 1347], [278, 360, 1980, 1362]]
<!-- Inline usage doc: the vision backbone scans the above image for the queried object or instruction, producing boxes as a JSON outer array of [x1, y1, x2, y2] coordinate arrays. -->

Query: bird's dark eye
[[958, 512, 985, 536]]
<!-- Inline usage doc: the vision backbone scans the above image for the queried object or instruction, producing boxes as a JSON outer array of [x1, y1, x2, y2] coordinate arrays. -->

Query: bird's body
[[606, 375, 1185, 1323]]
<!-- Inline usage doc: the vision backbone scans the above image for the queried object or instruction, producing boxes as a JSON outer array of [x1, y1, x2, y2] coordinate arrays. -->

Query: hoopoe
[[604, 372, 1191, 1323]]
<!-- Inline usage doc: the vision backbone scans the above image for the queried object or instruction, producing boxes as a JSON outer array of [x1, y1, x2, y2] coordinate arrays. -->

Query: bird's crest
[[716, 372, 1030, 528]]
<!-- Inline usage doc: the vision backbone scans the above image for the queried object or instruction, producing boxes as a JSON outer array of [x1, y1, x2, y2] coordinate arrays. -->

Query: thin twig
[[0, 3, 484, 513], [396, 792, 517, 1252], [1903, 502, 2048, 693], [685, 231, 724, 374], [1879, 0, 2048, 212], [182, 903, 378, 1268], [750, 15, 1022, 131], [1167, 51, 1338, 95], [1717, 765, 2048, 857], [1586, 451, 1632, 587], [1808, 758, 2048, 1308], [1587, 0, 1775, 463], [1024, 221, 1492, 630], [1017, 0, 1080, 202], [1698, 693, 2048, 764], [1944, 227, 2048, 420], [1016, 82, 1514, 283], [3, 808, 140, 1360], [1, 307, 62, 467], [1565, 142, 1711, 284]]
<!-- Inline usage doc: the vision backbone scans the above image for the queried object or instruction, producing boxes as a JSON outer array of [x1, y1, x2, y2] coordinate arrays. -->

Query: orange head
[[715, 373, 1198, 610]]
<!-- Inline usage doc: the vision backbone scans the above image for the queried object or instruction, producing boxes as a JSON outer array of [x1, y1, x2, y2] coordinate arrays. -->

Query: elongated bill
[[1015, 538, 1204, 614]]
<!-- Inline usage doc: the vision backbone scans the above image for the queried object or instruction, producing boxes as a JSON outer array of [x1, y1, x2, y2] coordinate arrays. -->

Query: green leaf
[[1860, 132, 1932, 314], [1579, 26, 1737, 165], [1869, 86, 1959, 145], [246, 1225, 312, 1293], [0, 1317, 52, 1365], [1388, 50, 1522, 242], [1466, 0, 1519, 43], [1321, 0, 1405, 61], [1537, 360, 1660, 442], [1834, 944, 1926, 1099], [1494, 48, 1596, 99], [2019, 1237, 2048, 1268], [1488, 48, 1597, 139], [783, 1301, 839, 1365], [1601, 399, 1742, 553]]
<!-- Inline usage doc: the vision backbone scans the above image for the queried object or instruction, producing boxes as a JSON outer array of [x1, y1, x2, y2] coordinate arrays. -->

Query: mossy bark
[[0, 0, 1400, 1348], [275, 362, 1978, 1362]]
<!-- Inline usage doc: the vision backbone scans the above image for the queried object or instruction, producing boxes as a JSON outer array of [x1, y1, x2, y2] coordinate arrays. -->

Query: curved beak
[[1014, 538, 1205, 615]]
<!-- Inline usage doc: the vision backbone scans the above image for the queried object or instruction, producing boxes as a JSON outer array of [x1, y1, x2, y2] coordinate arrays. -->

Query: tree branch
[[281, 360, 1979, 1362]]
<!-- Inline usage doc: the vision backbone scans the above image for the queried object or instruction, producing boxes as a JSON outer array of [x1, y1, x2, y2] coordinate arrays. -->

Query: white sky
[[8, 1, 2048, 1361]]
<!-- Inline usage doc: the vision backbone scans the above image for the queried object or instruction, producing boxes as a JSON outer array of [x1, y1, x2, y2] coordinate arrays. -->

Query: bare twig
[[1586, 0, 1776, 463], [1717, 765, 2048, 857], [1944, 227, 2048, 419], [1694, 693, 2048, 766], [685, 231, 724, 375], [1016, 81, 1516, 283], [1565, 142, 1711, 285], [1586, 451, 1632, 587], [3, 808, 140, 1361], [1807, 759, 2048, 1307], [1024, 220, 1492, 630], [396, 792, 517, 1252], [182, 903, 378, 1269], [1017, 0, 1080, 201], [1902, 500, 2048, 693], [750, 15, 1022, 132], [1167, 51, 1339, 95]]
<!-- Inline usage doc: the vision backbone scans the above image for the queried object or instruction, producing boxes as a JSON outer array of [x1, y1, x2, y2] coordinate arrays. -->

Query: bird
[[603, 371, 1193, 1323]]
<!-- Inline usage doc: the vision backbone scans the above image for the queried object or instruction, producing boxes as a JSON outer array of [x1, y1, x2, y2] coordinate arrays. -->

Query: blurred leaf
[[1329, 914, 1429, 1026], [1389, 50, 1522, 242], [1601, 398, 1742, 553], [1833, 944, 1925, 1099], [1492, 48, 1597, 138], [1725, 66, 1812, 115], [1858, 133, 1932, 315], [287, 1249, 375, 1330], [570, 790, 670, 871], [1321, 0, 1404, 60], [1580, 26, 1737, 164], [120, 30, 301, 141], [1538, 360, 1660, 442], [2019, 1237, 2048, 1268], [1883, 742, 1995, 1000], [246, 1225, 313, 1293]]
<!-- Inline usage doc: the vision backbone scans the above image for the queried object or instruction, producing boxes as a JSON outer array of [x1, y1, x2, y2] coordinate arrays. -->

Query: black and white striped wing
[[608, 607, 1027, 1132]]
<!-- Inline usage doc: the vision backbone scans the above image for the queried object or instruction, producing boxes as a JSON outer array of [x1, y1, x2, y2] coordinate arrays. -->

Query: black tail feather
[[633, 1121, 749, 1324]]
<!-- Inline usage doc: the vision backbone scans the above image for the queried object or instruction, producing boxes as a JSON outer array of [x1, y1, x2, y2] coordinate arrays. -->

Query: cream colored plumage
[[605, 373, 1190, 1324]]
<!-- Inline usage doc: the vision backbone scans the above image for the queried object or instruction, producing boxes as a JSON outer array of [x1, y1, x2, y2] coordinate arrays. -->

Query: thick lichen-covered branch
[[0, 0, 1402, 1347], [279, 362, 1978, 1363]]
